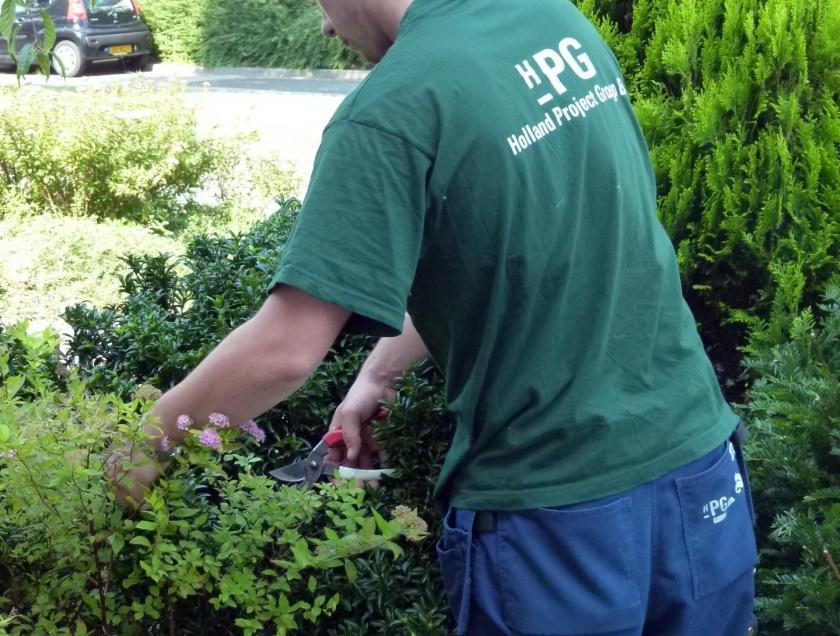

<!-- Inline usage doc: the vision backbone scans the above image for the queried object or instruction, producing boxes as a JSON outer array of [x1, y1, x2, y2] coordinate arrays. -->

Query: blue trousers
[[437, 437, 758, 635]]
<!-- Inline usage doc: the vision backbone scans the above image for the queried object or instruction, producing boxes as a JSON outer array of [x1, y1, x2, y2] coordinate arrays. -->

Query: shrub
[[739, 282, 840, 634], [578, 0, 840, 392], [0, 83, 296, 229], [140, 0, 365, 69], [60, 198, 454, 632], [0, 83, 215, 222], [0, 328, 426, 634]]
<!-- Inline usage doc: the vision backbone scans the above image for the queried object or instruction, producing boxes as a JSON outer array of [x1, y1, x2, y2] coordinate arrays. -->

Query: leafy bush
[[578, 0, 840, 391], [0, 83, 213, 222], [140, 0, 364, 69], [739, 282, 840, 634], [0, 328, 426, 634], [0, 83, 296, 229], [60, 198, 453, 632]]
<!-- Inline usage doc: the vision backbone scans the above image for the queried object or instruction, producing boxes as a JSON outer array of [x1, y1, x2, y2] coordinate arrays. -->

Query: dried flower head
[[132, 384, 162, 401], [391, 505, 429, 542]]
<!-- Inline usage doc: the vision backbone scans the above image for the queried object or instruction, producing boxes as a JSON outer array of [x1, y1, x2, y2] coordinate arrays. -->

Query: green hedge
[[0, 328, 427, 633], [581, 0, 840, 391], [56, 198, 452, 633], [739, 283, 840, 634], [140, 0, 365, 69]]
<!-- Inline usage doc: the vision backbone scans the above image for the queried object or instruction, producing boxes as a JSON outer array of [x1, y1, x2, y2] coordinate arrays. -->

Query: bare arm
[[329, 314, 429, 467], [146, 285, 351, 445], [112, 285, 350, 505]]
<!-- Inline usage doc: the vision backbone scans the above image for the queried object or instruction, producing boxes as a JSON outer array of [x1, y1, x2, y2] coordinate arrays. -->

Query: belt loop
[[732, 420, 749, 446]]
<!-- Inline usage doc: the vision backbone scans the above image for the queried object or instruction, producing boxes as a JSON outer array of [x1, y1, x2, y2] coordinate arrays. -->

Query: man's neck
[[379, 0, 414, 42]]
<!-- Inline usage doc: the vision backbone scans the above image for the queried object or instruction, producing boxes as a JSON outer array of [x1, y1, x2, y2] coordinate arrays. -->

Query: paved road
[[1, 63, 366, 191]]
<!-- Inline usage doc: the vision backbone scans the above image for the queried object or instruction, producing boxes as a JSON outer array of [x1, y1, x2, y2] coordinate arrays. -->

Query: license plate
[[110, 45, 133, 56]]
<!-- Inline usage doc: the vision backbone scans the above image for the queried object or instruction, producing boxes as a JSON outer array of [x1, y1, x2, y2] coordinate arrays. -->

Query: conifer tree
[[580, 0, 840, 390]]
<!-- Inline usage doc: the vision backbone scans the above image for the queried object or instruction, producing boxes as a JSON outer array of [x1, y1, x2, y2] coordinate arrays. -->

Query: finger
[[334, 415, 364, 465], [354, 445, 373, 489], [361, 422, 389, 471]]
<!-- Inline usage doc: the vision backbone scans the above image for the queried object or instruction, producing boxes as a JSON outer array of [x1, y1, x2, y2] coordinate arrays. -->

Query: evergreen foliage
[[60, 199, 453, 633], [580, 0, 840, 390], [140, 0, 364, 69], [740, 281, 840, 634]]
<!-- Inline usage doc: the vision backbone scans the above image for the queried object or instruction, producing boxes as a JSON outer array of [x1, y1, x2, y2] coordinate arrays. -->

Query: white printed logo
[[703, 496, 736, 524], [506, 37, 629, 157], [515, 37, 598, 105], [734, 473, 744, 494], [728, 441, 736, 462]]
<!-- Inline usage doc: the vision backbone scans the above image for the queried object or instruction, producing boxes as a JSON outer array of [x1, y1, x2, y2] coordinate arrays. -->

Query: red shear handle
[[323, 429, 345, 447], [323, 408, 388, 447]]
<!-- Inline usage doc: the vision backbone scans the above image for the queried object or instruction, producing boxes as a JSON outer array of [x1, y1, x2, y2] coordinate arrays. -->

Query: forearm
[[144, 286, 349, 449], [358, 314, 429, 388]]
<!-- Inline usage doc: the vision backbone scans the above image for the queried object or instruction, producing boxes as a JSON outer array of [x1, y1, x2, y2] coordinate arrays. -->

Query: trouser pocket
[[498, 496, 643, 634], [676, 441, 758, 599], [436, 507, 473, 634]]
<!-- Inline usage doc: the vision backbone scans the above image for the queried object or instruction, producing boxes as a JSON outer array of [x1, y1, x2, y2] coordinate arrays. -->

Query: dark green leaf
[[36, 50, 50, 77], [0, 0, 14, 46], [16, 43, 36, 77], [41, 9, 55, 51]]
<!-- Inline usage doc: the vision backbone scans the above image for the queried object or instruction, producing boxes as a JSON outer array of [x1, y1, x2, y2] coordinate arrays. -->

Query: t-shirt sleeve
[[269, 119, 431, 338]]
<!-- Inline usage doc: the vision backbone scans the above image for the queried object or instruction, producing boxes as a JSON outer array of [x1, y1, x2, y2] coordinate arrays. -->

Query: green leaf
[[4, 375, 24, 399], [326, 592, 340, 611], [0, 424, 9, 443], [0, 0, 14, 45], [128, 535, 151, 548], [109, 533, 125, 555], [16, 43, 36, 77], [307, 575, 316, 593], [343, 558, 357, 583], [40, 9, 55, 51], [37, 50, 50, 77], [52, 50, 65, 76], [134, 520, 157, 531], [382, 540, 403, 559], [372, 508, 390, 535]]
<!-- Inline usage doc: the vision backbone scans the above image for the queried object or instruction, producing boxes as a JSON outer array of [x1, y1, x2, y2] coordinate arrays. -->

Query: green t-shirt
[[271, 0, 738, 510]]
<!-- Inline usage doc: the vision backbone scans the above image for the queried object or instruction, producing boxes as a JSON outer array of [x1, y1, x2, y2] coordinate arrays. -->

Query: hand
[[105, 442, 167, 509], [327, 377, 392, 488]]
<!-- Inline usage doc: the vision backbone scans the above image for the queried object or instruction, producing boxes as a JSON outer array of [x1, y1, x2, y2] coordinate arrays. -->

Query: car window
[[87, 0, 134, 18], [15, 0, 56, 13]]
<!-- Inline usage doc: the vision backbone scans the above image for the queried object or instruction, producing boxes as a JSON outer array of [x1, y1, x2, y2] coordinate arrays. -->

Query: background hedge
[[584, 0, 840, 394], [139, 0, 365, 69]]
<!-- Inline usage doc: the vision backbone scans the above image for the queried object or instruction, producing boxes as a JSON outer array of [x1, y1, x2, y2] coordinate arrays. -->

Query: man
[[121, 0, 757, 633]]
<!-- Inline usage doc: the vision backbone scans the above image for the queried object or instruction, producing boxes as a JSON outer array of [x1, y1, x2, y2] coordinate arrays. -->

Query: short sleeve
[[269, 120, 431, 337]]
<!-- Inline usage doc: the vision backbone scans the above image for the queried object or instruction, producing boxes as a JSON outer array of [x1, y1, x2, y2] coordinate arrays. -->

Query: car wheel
[[52, 40, 85, 77]]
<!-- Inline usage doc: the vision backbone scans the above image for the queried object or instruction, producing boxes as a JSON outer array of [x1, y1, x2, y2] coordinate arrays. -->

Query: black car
[[0, 0, 152, 77]]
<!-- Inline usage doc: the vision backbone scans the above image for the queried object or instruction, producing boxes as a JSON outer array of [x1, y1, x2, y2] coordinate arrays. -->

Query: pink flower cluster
[[172, 412, 267, 453]]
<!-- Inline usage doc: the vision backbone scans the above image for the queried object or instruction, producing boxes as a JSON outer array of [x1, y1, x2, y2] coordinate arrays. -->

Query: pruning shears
[[269, 409, 395, 487]]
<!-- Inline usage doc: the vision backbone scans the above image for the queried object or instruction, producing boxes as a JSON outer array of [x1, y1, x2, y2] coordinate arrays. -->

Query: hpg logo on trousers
[[703, 496, 737, 524]]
